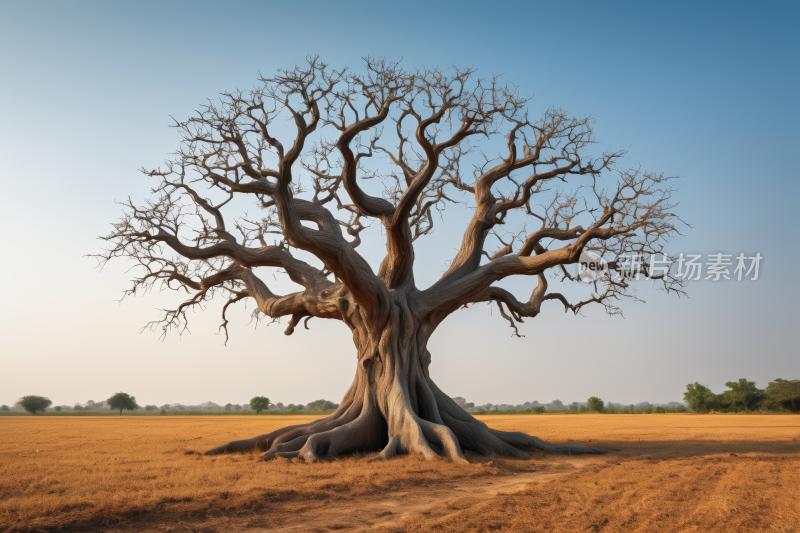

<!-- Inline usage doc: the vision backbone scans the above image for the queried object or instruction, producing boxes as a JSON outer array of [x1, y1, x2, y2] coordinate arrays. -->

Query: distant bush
[[450, 397, 474, 410], [250, 396, 272, 414], [764, 379, 800, 412], [160, 409, 167, 415], [17, 395, 52, 414], [683, 382, 717, 413], [305, 399, 338, 411], [587, 396, 604, 413], [654, 406, 666, 413], [532, 406, 546, 414], [545, 400, 565, 410], [55, 406, 62, 412], [73, 405, 83, 411], [682, 378, 799, 413], [721, 379, 766, 412], [107, 392, 139, 415], [144, 405, 157, 411], [1, 405, 9, 411], [84, 400, 102, 410]]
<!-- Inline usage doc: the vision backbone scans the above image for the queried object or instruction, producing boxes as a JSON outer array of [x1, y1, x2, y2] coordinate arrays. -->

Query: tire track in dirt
[[246, 457, 610, 533]]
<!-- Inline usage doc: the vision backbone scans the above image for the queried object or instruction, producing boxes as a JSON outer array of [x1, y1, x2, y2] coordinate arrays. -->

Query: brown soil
[[1, 414, 797, 532]]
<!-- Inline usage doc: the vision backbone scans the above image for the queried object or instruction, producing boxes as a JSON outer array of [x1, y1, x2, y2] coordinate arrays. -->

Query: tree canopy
[[107, 392, 139, 415], [98, 56, 686, 343], [683, 382, 717, 413], [249, 396, 271, 414], [721, 379, 766, 412], [764, 379, 800, 412], [17, 395, 52, 414], [587, 396, 605, 412]]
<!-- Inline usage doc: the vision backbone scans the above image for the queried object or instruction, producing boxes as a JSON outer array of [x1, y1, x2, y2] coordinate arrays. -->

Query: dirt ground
[[0, 414, 797, 532]]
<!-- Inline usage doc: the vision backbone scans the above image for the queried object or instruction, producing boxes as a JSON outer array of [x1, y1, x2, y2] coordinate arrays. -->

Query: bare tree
[[98, 57, 686, 463]]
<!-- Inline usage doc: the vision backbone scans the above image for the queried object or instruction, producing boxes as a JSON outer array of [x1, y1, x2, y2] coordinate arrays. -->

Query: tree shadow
[[588, 438, 800, 459]]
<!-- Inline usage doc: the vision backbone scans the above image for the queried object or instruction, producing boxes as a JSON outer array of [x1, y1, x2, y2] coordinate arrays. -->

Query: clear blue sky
[[1, 0, 797, 407]]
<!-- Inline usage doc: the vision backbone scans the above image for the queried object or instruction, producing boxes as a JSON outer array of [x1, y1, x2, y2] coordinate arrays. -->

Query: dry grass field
[[0, 414, 798, 532]]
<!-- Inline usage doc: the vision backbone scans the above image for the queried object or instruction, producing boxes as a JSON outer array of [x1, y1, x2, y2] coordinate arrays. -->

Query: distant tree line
[[1, 394, 341, 415], [566, 398, 688, 414], [6, 381, 796, 416], [684, 379, 799, 413], [452, 397, 557, 412], [450, 396, 689, 415]]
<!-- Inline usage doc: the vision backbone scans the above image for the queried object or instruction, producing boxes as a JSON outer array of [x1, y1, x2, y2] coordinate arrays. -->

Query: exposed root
[[440, 411, 530, 458], [489, 429, 607, 454], [417, 418, 468, 463], [263, 393, 385, 462], [205, 378, 366, 457], [430, 380, 605, 455], [369, 435, 401, 461], [205, 401, 360, 456]]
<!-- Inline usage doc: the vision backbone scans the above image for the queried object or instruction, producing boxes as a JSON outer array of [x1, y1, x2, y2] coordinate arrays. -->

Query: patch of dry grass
[[1, 414, 798, 532], [380, 414, 800, 533], [384, 453, 800, 533], [0, 416, 503, 531], [485, 413, 800, 457]]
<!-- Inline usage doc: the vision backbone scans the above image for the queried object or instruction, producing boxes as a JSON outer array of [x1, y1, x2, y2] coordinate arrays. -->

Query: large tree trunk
[[206, 291, 604, 462]]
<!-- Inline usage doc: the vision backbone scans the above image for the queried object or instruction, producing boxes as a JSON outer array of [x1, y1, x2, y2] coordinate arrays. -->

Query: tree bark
[[206, 288, 604, 462]]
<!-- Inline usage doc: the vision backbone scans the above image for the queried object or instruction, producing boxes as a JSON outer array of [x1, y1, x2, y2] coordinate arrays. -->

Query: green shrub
[[17, 395, 52, 414], [764, 379, 800, 412], [587, 396, 604, 412], [306, 399, 338, 411], [683, 382, 718, 413], [250, 396, 272, 414], [107, 392, 139, 415], [721, 378, 766, 412]]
